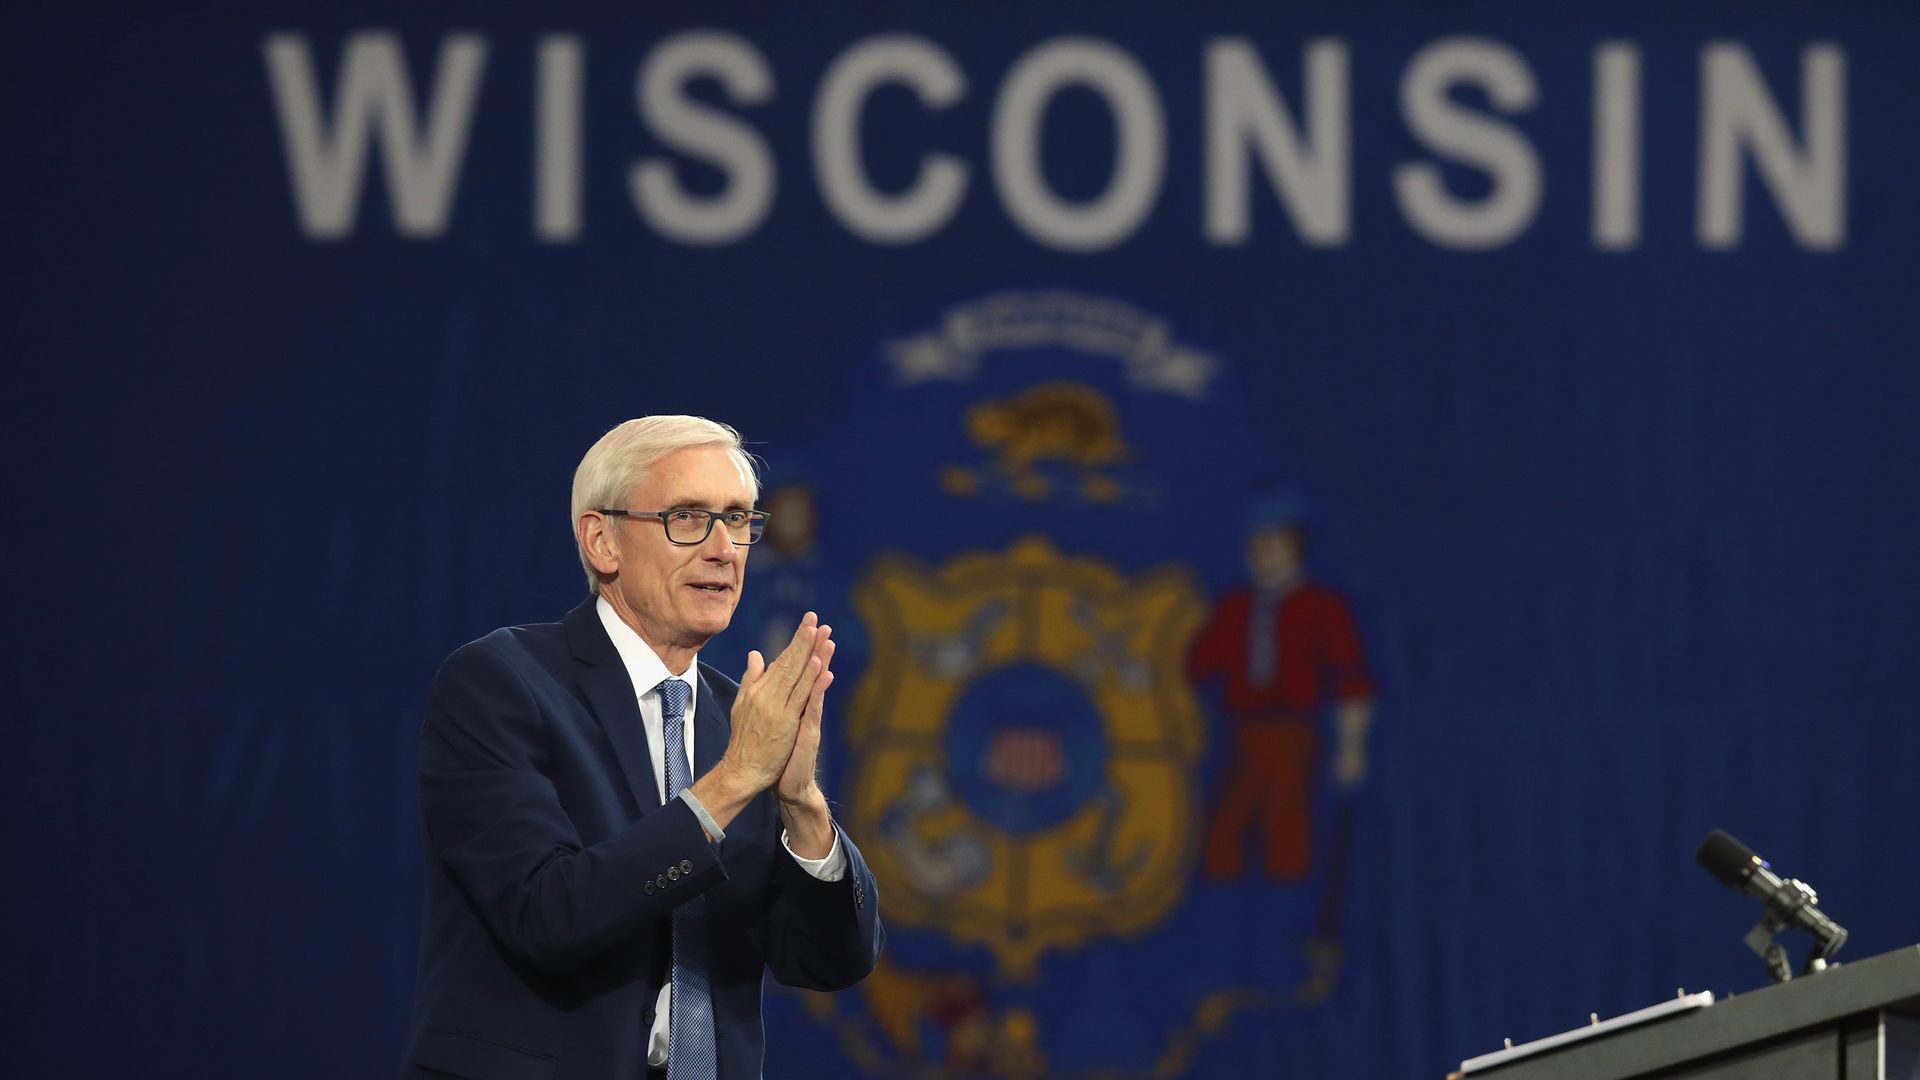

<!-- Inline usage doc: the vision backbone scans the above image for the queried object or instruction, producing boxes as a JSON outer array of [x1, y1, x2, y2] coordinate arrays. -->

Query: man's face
[[765, 483, 816, 555], [604, 444, 756, 652], [1246, 525, 1304, 590]]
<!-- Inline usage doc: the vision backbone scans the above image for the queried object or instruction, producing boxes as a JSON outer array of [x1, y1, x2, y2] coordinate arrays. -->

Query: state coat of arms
[[849, 536, 1208, 978], [788, 291, 1381, 1078]]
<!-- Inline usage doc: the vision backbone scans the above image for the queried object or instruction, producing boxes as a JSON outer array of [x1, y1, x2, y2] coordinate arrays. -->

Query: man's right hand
[[690, 614, 834, 832]]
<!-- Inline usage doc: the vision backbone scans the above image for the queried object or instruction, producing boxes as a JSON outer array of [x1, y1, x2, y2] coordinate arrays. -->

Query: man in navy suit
[[402, 416, 882, 1080]]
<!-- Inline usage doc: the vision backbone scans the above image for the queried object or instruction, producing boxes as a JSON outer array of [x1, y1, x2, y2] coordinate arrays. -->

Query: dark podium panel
[[1459, 945, 1920, 1080]]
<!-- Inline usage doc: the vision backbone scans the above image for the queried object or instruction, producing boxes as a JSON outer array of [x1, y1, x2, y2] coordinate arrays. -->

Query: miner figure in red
[[1187, 496, 1374, 881]]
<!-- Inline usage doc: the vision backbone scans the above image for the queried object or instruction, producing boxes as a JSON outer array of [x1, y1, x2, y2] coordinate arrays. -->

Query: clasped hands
[[688, 613, 837, 856]]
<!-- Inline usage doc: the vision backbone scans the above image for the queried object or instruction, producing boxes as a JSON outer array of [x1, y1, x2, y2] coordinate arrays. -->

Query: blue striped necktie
[[658, 679, 716, 1079]]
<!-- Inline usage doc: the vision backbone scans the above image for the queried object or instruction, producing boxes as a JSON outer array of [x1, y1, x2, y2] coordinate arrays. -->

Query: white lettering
[[631, 32, 777, 245], [535, 35, 583, 242], [263, 32, 488, 239], [1393, 38, 1542, 250], [992, 38, 1166, 252], [1204, 38, 1350, 246], [1697, 43, 1846, 249], [813, 35, 969, 244], [1592, 42, 1641, 250]]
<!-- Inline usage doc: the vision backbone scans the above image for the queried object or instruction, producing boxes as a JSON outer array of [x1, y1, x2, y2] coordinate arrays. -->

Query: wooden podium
[[1455, 945, 1920, 1080]]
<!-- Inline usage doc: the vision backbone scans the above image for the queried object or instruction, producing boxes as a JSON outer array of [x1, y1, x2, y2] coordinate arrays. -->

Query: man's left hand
[[777, 630, 836, 858]]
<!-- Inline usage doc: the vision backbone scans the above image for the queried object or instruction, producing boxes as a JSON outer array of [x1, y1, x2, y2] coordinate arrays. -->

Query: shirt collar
[[595, 594, 698, 698]]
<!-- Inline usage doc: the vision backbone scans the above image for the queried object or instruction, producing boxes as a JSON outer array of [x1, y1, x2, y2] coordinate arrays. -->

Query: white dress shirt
[[594, 598, 844, 1067]]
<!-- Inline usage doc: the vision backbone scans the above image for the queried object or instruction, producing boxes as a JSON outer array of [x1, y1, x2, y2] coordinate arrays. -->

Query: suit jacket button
[[645, 882, 656, 896], [667, 866, 681, 882], [680, 859, 694, 874], [656, 874, 668, 890]]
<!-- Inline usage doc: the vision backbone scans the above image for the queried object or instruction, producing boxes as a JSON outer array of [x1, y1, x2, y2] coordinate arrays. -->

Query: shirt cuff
[[781, 827, 847, 881], [677, 789, 726, 844]]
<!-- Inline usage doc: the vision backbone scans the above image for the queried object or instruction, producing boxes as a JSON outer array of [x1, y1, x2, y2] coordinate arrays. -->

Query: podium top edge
[[1461, 944, 1920, 1080]]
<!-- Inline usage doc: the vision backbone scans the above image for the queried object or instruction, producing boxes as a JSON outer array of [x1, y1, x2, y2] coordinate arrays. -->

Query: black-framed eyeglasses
[[598, 508, 770, 546]]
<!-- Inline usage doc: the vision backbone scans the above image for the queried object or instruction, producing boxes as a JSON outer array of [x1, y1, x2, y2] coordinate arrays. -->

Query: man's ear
[[578, 513, 621, 578]]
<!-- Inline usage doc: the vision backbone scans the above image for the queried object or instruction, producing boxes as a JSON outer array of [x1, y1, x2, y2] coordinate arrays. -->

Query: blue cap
[[1245, 491, 1307, 531], [756, 454, 813, 493]]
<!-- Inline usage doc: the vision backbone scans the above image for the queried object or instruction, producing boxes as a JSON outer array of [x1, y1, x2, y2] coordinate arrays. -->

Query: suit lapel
[[564, 598, 663, 812]]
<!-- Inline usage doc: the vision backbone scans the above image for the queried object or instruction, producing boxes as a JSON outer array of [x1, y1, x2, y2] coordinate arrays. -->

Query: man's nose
[[700, 523, 739, 559]]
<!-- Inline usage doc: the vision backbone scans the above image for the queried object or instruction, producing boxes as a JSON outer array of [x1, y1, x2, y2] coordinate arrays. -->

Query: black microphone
[[1695, 830, 1848, 973]]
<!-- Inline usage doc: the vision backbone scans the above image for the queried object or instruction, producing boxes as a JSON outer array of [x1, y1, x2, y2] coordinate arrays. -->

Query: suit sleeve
[[419, 640, 726, 977], [759, 821, 884, 991]]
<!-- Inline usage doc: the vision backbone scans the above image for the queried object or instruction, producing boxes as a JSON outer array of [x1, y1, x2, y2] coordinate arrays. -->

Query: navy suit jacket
[[402, 598, 882, 1080]]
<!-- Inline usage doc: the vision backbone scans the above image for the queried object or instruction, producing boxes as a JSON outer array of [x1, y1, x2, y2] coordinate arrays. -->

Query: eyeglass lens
[[664, 510, 766, 544]]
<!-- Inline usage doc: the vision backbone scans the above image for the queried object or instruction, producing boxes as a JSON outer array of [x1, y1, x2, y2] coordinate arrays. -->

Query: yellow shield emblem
[[848, 536, 1208, 977]]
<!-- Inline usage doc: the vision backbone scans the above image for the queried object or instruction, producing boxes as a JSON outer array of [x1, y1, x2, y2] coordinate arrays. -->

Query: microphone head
[[1697, 830, 1765, 889]]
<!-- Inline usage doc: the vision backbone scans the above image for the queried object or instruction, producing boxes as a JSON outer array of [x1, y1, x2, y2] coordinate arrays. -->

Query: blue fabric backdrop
[[5, 2, 1916, 1077]]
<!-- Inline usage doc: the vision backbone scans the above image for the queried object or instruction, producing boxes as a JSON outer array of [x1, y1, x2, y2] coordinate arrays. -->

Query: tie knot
[[657, 678, 691, 719]]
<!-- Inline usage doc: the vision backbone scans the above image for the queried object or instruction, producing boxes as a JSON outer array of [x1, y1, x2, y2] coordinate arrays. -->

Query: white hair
[[571, 416, 761, 593]]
